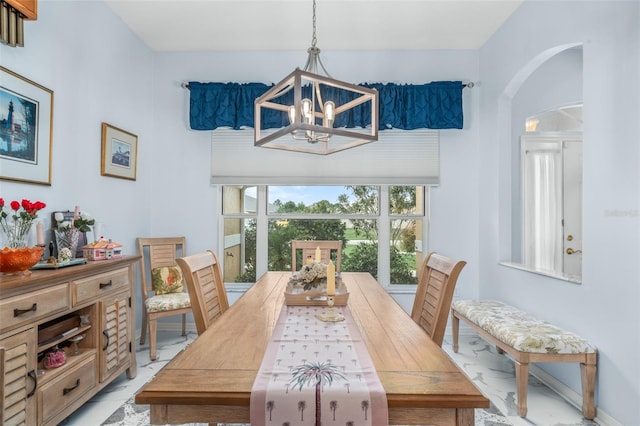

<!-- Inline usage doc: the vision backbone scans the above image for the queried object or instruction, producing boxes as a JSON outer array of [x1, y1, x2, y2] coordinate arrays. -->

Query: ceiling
[[105, 0, 523, 52]]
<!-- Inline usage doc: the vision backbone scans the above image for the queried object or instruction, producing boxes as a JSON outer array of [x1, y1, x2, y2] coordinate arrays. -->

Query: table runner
[[251, 304, 389, 426]]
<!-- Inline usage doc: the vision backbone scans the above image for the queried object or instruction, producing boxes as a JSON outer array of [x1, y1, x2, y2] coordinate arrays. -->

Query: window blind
[[210, 129, 439, 185]]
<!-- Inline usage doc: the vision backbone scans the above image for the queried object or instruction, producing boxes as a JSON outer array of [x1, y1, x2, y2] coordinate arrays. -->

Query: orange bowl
[[0, 246, 44, 274]]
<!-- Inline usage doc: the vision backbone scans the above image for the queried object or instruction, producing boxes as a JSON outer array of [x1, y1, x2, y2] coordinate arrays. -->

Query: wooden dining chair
[[291, 240, 342, 272], [137, 237, 192, 361], [177, 250, 229, 336], [411, 252, 467, 347]]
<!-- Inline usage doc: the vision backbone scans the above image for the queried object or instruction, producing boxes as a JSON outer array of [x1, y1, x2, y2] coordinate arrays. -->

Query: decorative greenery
[[234, 185, 419, 285], [54, 211, 95, 233]]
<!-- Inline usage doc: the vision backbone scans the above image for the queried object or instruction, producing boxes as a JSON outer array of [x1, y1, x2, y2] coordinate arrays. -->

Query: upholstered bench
[[451, 300, 597, 419]]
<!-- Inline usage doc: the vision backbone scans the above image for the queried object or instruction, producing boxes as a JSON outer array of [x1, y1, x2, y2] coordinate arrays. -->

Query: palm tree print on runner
[[288, 361, 347, 426]]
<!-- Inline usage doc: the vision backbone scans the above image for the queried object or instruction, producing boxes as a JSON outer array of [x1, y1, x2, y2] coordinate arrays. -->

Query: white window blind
[[210, 129, 439, 185]]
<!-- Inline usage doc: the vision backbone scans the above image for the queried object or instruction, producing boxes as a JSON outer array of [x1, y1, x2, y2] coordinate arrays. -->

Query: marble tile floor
[[60, 331, 598, 426]]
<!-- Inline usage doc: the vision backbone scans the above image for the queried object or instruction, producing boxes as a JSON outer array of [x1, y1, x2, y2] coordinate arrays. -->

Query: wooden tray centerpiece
[[285, 261, 348, 306]]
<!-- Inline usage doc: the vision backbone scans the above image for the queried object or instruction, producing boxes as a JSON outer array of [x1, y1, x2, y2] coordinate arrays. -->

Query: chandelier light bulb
[[324, 101, 335, 125], [288, 105, 297, 124]]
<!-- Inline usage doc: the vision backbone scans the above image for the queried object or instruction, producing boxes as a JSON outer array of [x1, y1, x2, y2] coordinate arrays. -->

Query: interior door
[[562, 140, 582, 277], [521, 135, 582, 278]]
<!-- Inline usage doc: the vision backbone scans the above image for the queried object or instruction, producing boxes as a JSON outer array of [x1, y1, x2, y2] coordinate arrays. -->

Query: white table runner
[[251, 304, 389, 426]]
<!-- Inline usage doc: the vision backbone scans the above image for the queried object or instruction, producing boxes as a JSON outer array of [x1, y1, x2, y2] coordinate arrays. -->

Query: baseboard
[[528, 364, 621, 426], [453, 328, 621, 426]]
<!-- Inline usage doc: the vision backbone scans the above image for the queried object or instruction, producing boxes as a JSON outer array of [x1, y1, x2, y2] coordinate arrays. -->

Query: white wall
[[1, 1, 155, 246], [0, 1, 156, 327], [150, 49, 481, 294], [2, 1, 638, 424], [478, 1, 640, 424]]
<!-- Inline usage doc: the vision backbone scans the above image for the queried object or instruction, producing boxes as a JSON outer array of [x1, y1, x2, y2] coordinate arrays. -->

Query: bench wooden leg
[[514, 360, 529, 417], [451, 311, 460, 353], [581, 354, 597, 420]]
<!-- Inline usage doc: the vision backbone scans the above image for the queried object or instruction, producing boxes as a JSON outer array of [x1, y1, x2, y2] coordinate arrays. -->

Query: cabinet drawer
[[0, 284, 69, 334], [72, 267, 130, 305], [39, 356, 96, 424]]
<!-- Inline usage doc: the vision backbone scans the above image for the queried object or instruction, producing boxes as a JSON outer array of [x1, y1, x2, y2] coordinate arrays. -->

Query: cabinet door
[[99, 292, 131, 382], [1, 328, 37, 426]]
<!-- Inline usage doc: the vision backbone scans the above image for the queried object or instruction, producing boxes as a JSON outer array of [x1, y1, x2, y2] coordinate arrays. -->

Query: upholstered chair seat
[[144, 292, 191, 313]]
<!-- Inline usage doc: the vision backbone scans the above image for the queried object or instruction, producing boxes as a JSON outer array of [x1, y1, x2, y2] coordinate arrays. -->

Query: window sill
[[499, 262, 582, 284]]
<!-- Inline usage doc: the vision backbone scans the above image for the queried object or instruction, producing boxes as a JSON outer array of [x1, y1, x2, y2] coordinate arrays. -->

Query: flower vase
[[54, 228, 80, 262], [1, 220, 31, 248]]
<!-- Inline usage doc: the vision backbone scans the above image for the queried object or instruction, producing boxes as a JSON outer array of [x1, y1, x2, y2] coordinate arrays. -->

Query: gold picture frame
[[0, 66, 54, 185], [101, 122, 138, 180]]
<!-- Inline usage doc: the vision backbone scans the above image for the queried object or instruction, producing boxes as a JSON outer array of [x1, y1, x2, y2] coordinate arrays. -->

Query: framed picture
[[0, 66, 54, 185], [101, 122, 138, 180]]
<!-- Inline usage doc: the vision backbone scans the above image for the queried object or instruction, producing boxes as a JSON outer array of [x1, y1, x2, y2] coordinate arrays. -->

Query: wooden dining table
[[135, 271, 489, 425]]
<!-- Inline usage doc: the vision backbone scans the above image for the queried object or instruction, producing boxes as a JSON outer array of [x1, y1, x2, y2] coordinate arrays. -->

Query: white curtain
[[523, 147, 562, 272]]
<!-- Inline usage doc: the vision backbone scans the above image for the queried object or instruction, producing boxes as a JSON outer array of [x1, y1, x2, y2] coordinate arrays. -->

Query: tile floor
[[60, 330, 598, 426]]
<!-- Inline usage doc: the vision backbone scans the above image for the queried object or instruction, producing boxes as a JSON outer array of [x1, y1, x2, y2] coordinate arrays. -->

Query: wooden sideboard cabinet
[[0, 256, 138, 426], [5, 0, 37, 20]]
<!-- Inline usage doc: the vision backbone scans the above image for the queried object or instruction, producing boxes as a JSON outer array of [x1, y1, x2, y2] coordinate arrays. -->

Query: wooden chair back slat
[[291, 240, 342, 272], [411, 252, 466, 347], [177, 250, 229, 336]]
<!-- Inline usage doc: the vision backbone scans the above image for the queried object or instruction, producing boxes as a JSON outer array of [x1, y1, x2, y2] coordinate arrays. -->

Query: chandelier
[[254, 0, 378, 155]]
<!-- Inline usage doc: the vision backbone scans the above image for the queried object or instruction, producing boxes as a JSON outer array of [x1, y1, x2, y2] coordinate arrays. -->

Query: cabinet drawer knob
[[63, 379, 80, 395], [99, 280, 113, 289], [14, 303, 37, 317]]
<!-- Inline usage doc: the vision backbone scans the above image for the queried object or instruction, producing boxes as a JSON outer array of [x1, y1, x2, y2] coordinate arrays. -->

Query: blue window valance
[[188, 80, 463, 131]]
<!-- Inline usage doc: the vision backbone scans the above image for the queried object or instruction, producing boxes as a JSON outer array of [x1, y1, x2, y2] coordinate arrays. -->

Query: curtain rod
[[181, 81, 475, 89]]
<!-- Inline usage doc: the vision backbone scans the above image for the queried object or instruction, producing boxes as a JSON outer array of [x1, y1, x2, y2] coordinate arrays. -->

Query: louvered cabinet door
[[1, 328, 37, 426], [99, 291, 131, 383]]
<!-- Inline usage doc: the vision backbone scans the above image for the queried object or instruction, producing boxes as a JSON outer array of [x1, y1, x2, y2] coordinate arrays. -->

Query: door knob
[[566, 248, 582, 255]]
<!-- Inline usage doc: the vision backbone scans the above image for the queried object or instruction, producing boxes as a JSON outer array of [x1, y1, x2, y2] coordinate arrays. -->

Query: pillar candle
[[315, 246, 321, 263], [36, 221, 45, 245], [93, 223, 103, 242], [326, 260, 335, 295], [306, 255, 313, 265]]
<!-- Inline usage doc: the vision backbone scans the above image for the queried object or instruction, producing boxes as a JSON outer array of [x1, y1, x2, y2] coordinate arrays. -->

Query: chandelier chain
[[311, 0, 317, 48]]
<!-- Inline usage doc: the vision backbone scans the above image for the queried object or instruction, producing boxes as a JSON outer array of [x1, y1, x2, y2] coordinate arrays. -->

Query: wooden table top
[[135, 271, 489, 424]]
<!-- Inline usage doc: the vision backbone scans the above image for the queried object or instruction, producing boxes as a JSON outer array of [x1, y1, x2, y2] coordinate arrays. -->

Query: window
[[221, 185, 428, 286]]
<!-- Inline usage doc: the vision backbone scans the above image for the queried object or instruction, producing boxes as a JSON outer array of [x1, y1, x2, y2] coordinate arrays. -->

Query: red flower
[[20, 199, 46, 215], [1, 197, 46, 248]]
